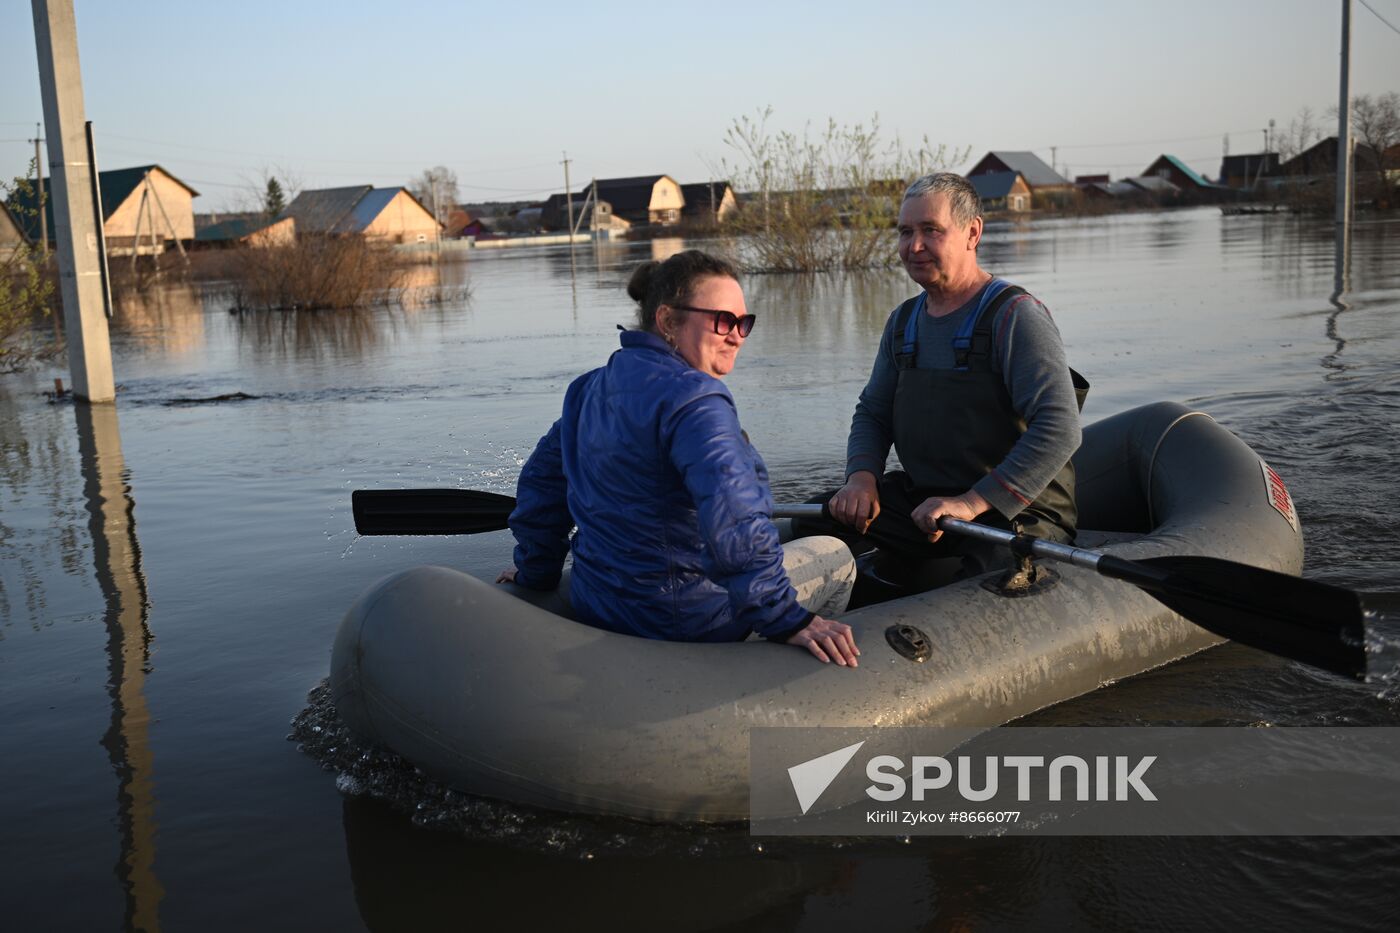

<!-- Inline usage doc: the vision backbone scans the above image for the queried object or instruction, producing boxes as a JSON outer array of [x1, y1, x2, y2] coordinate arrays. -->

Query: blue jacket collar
[[619, 327, 683, 361]]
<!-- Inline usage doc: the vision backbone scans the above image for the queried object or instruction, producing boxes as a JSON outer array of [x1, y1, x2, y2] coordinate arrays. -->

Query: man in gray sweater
[[827, 172, 1083, 576]]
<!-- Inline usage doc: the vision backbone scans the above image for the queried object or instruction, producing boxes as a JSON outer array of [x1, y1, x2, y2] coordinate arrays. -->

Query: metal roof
[[1152, 154, 1212, 189], [968, 171, 1023, 200], [6, 164, 199, 241], [194, 215, 286, 242], [593, 175, 677, 213], [971, 152, 1067, 188], [349, 188, 401, 229], [1087, 180, 1143, 198], [1124, 175, 1180, 194], [279, 185, 372, 233]]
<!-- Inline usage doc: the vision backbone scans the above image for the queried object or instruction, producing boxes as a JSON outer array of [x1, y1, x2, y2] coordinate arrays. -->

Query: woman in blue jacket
[[498, 250, 860, 667]]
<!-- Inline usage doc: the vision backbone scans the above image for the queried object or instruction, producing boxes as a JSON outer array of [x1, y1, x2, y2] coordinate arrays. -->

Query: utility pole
[[561, 150, 575, 237], [1050, 146, 1057, 177], [430, 177, 441, 253], [1335, 0, 1353, 295], [29, 125, 48, 258], [32, 0, 114, 403]]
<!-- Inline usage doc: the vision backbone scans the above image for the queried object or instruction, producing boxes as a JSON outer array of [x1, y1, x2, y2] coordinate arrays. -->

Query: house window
[[1012, 196, 1024, 211]]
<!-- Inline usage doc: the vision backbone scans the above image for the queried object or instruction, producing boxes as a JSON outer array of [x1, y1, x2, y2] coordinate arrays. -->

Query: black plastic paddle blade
[[351, 488, 516, 536], [1134, 555, 1367, 680]]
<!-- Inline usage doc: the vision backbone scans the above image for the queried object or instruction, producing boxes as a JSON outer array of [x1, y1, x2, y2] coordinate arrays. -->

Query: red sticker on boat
[[1260, 460, 1300, 533]]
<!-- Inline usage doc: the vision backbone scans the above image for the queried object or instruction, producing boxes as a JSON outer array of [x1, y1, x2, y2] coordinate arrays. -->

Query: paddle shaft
[[778, 509, 1171, 589], [938, 518, 1169, 587]]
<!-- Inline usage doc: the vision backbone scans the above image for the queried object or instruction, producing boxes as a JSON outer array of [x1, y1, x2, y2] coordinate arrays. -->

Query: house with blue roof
[[968, 171, 1033, 212], [279, 185, 440, 243]]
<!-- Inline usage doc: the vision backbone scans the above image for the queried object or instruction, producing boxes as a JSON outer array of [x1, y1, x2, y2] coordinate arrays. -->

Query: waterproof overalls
[[838, 279, 1085, 578]]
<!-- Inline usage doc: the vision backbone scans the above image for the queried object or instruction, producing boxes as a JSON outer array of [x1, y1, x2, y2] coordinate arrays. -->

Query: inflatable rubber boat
[[329, 402, 1304, 822]]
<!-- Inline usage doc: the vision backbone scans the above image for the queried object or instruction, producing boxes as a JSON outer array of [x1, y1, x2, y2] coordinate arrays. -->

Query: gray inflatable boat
[[330, 402, 1304, 822]]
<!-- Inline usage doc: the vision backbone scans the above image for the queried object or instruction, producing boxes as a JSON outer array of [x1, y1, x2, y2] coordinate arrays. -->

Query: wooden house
[[539, 191, 630, 233], [8, 164, 198, 254], [592, 175, 685, 225], [1140, 155, 1219, 197], [967, 152, 1071, 197], [444, 209, 492, 239], [1219, 153, 1280, 189], [1278, 137, 1383, 177], [969, 171, 1032, 212], [679, 181, 738, 223], [279, 186, 441, 243]]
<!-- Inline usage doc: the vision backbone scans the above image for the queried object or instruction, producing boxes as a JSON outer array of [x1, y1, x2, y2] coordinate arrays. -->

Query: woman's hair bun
[[627, 261, 660, 303]]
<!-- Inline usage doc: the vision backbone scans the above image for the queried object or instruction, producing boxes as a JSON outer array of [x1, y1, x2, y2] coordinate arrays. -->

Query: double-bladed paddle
[[350, 487, 1383, 681]]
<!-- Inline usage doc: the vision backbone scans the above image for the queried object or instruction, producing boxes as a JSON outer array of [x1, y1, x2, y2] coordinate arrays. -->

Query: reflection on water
[[111, 284, 206, 359], [74, 403, 163, 931], [231, 307, 387, 361], [649, 237, 687, 262]]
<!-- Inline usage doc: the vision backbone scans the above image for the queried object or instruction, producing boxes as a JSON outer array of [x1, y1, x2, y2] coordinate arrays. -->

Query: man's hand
[[495, 567, 518, 584], [828, 471, 881, 534], [787, 616, 860, 667], [910, 489, 992, 543]]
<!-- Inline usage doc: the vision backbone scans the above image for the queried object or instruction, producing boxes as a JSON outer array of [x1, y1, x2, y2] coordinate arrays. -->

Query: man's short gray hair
[[903, 173, 981, 227]]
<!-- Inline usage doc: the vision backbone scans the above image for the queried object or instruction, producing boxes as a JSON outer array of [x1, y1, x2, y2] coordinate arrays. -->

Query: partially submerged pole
[[1333, 0, 1353, 300], [31, 0, 115, 402]]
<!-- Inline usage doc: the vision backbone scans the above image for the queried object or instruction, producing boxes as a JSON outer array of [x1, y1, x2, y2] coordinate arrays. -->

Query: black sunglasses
[[671, 305, 756, 337]]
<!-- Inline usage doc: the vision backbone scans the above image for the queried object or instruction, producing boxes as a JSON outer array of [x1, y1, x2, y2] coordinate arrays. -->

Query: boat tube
[[330, 402, 1304, 822]]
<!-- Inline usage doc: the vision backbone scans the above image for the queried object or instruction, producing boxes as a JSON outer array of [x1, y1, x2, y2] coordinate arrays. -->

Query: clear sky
[[2, 0, 1398, 211]]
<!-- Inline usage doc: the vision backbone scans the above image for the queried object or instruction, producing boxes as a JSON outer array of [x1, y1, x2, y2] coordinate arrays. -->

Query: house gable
[[967, 151, 1068, 189]]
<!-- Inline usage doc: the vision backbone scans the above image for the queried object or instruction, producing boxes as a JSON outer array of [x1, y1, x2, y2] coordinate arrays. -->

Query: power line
[[1359, 0, 1400, 35], [99, 130, 560, 174], [1046, 130, 1262, 151]]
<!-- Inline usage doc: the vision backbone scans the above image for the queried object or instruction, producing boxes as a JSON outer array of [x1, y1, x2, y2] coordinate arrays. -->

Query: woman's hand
[[910, 489, 991, 543], [495, 567, 518, 584], [828, 471, 880, 534], [787, 616, 860, 667]]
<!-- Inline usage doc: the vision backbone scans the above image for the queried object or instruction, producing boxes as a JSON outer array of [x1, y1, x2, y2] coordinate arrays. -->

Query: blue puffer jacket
[[509, 329, 812, 642]]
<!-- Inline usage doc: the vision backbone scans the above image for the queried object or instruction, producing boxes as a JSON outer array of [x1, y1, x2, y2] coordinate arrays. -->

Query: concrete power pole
[[1334, 0, 1353, 289], [561, 151, 575, 237], [31, 0, 114, 402]]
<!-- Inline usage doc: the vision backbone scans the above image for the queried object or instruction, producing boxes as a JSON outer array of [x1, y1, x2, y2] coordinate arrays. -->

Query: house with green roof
[[1140, 155, 1227, 201], [7, 164, 198, 254]]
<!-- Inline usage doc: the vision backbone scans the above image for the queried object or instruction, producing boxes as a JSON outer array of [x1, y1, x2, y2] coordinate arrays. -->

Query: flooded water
[[3, 208, 1399, 931]]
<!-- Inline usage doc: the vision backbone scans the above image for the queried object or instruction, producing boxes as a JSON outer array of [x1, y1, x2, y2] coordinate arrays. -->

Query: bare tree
[[1348, 92, 1400, 171], [1276, 106, 1322, 162], [713, 107, 968, 272], [408, 166, 459, 226]]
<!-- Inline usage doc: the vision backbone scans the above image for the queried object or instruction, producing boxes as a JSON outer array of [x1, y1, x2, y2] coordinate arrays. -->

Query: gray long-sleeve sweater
[[844, 283, 1082, 520]]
